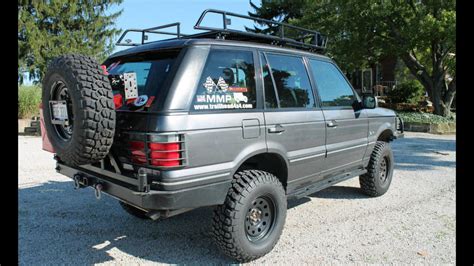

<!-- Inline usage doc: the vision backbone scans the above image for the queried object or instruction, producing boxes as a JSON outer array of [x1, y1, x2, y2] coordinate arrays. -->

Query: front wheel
[[359, 141, 394, 197], [212, 170, 287, 262]]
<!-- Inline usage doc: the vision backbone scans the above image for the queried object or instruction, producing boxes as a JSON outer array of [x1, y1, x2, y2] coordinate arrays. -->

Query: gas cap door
[[242, 119, 261, 139]]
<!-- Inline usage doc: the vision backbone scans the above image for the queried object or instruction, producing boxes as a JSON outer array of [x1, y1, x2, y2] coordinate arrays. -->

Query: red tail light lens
[[148, 137, 182, 167], [148, 142, 180, 151], [129, 141, 145, 150], [127, 135, 184, 167], [129, 140, 146, 165], [151, 160, 180, 167]]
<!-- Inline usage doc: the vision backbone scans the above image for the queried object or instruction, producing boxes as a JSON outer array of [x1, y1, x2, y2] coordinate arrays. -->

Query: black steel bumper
[[56, 162, 231, 211]]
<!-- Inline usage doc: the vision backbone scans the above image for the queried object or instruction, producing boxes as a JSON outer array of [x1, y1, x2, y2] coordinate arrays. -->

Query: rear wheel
[[212, 170, 287, 262], [119, 201, 150, 219]]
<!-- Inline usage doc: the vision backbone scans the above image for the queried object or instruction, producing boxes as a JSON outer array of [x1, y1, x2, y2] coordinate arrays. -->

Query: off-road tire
[[212, 170, 287, 262], [42, 54, 115, 166], [119, 201, 150, 219], [360, 141, 394, 197]]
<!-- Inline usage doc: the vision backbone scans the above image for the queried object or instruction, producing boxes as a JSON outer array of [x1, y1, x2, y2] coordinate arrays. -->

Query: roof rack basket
[[116, 9, 327, 52], [193, 9, 327, 52], [116, 22, 186, 46]]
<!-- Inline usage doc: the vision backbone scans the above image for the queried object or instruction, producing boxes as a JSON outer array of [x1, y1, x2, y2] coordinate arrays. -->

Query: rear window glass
[[106, 50, 179, 110], [192, 49, 256, 111]]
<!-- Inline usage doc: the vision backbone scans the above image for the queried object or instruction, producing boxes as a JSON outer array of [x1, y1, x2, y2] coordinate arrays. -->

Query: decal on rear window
[[192, 50, 257, 111]]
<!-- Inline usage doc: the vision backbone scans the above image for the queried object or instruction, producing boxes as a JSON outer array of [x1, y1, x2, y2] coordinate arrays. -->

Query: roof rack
[[193, 9, 327, 52], [116, 23, 186, 46], [116, 9, 328, 52]]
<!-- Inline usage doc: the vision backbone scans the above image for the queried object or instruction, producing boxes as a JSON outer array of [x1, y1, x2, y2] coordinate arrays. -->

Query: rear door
[[307, 58, 368, 175], [184, 46, 266, 169], [260, 52, 327, 192]]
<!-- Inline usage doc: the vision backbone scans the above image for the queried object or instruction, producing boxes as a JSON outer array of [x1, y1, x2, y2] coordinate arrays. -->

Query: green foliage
[[18, 0, 123, 83], [397, 111, 455, 124], [387, 80, 425, 104], [249, 0, 456, 116], [247, 0, 309, 34], [18, 85, 42, 119]]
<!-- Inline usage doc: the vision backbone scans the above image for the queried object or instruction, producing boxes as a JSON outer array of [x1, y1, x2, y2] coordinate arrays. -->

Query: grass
[[18, 85, 41, 119], [397, 111, 456, 124]]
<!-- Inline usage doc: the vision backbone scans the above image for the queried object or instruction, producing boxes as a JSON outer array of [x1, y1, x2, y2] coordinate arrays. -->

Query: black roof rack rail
[[115, 9, 328, 52], [193, 9, 328, 52], [116, 22, 186, 46]]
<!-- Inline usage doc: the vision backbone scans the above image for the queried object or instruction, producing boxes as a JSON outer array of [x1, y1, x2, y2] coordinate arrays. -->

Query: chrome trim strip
[[289, 152, 326, 163], [327, 143, 367, 155], [156, 172, 230, 186]]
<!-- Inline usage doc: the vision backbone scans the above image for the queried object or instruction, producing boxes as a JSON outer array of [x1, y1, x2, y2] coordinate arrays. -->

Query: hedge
[[18, 85, 41, 119]]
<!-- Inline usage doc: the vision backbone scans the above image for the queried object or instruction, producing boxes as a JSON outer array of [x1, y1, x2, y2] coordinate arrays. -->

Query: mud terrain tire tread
[[359, 141, 394, 197], [212, 170, 287, 262], [42, 54, 115, 166]]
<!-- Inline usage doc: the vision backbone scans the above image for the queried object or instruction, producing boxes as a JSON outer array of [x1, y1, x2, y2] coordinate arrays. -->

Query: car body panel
[[50, 39, 400, 212]]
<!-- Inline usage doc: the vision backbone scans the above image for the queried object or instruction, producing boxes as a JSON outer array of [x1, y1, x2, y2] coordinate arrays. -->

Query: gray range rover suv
[[40, 9, 404, 262]]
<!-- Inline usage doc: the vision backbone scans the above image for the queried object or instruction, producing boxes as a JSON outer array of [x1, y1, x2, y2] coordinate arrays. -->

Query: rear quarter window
[[191, 49, 256, 111]]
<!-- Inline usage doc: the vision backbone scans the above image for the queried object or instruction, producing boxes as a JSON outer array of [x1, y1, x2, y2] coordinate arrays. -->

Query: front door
[[260, 52, 327, 192], [307, 58, 368, 175]]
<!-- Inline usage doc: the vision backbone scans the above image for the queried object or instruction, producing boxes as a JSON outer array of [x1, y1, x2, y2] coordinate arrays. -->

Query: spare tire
[[42, 54, 116, 166]]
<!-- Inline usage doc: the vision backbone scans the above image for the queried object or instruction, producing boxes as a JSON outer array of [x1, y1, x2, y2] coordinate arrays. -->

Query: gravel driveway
[[19, 132, 455, 264]]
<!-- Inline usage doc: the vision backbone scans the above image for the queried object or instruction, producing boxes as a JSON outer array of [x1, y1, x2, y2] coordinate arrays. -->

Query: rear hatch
[[103, 48, 185, 170]]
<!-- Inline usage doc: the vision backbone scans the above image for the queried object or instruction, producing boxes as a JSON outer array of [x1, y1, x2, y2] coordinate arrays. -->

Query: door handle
[[268, 124, 285, 133], [326, 120, 338, 127]]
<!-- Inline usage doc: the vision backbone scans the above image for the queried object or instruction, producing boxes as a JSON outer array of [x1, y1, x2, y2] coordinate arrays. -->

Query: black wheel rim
[[50, 81, 74, 141], [379, 156, 389, 183], [245, 195, 276, 243]]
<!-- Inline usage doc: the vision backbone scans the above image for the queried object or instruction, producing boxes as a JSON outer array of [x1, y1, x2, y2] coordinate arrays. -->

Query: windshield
[[105, 49, 180, 111]]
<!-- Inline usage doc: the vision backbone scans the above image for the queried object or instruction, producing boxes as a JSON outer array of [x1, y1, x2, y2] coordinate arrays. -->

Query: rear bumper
[[56, 162, 231, 211]]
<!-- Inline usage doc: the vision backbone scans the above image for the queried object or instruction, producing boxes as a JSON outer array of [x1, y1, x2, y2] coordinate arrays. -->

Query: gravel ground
[[19, 132, 455, 265]]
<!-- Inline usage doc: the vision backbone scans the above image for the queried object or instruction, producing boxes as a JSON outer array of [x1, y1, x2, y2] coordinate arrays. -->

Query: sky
[[109, 0, 257, 53], [22, 0, 258, 85]]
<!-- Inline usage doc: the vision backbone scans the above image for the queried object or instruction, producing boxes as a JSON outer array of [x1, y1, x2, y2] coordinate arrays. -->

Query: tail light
[[148, 134, 183, 167], [127, 133, 185, 168], [129, 140, 147, 164]]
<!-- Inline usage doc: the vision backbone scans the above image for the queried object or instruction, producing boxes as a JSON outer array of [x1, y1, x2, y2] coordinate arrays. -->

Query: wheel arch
[[377, 128, 396, 142], [233, 152, 289, 191]]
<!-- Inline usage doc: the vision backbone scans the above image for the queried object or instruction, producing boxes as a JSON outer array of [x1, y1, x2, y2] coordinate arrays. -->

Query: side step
[[290, 168, 367, 199]]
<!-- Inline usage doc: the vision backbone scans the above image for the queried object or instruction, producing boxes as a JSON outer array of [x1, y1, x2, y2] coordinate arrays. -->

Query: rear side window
[[265, 53, 315, 108], [192, 49, 256, 111], [309, 59, 356, 107]]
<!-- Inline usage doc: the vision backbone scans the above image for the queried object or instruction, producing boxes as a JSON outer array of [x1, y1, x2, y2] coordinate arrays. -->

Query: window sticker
[[193, 76, 253, 110], [133, 95, 148, 107], [123, 72, 138, 100]]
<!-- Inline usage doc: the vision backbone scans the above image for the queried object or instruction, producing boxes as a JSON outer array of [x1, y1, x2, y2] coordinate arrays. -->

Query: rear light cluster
[[128, 134, 185, 168]]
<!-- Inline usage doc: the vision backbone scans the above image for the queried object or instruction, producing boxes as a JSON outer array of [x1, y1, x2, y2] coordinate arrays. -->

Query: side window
[[192, 49, 256, 111], [266, 53, 315, 108], [309, 59, 356, 107], [260, 53, 278, 108]]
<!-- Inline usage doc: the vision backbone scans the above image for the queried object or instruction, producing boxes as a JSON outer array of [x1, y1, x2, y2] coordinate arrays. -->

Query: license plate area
[[50, 100, 69, 125]]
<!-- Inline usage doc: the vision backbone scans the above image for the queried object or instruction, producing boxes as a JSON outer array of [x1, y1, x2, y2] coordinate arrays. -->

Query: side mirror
[[362, 94, 377, 109]]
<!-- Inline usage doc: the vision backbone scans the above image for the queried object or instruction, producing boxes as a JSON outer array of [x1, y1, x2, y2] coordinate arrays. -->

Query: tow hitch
[[73, 174, 104, 199]]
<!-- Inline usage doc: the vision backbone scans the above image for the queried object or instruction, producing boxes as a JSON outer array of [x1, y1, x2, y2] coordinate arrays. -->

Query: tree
[[249, 0, 456, 116], [18, 0, 123, 84], [246, 0, 308, 34]]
